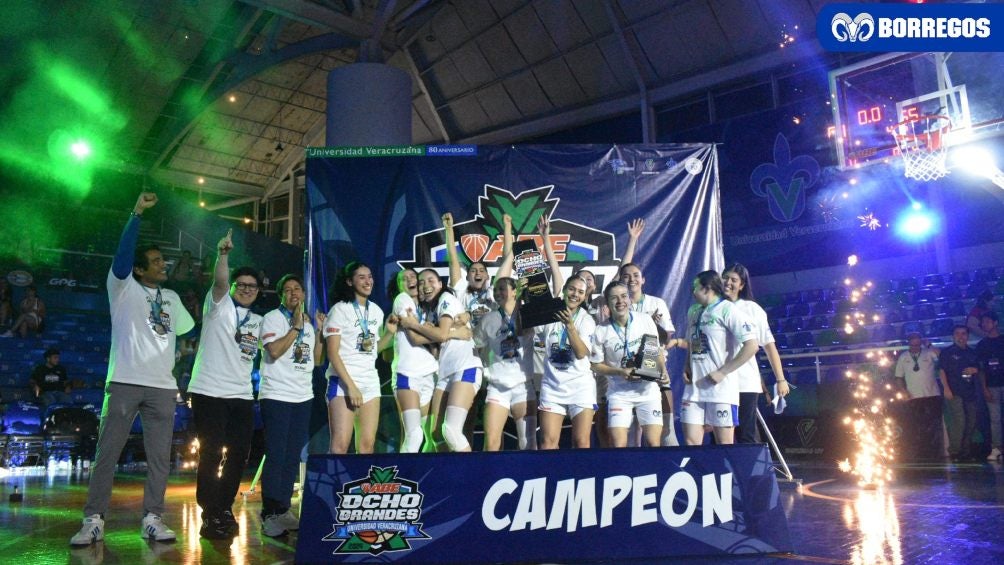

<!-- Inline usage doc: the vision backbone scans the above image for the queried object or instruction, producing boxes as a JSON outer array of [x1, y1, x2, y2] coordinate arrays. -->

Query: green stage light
[[70, 140, 91, 160]]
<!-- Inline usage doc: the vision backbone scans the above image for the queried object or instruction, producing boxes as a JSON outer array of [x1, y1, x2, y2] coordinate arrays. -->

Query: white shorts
[[680, 401, 738, 427], [538, 401, 596, 419], [445, 367, 483, 391], [327, 374, 382, 404], [394, 372, 435, 407], [486, 379, 536, 410], [607, 397, 663, 428]]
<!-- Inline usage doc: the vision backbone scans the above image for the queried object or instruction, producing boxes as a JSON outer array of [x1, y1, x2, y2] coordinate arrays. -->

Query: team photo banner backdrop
[[305, 144, 721, 328], [294, 445, 792, 563]]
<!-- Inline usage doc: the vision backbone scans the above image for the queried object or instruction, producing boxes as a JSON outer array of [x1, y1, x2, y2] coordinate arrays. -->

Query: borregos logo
[[818, 4, 1000, 52], [830, 13, 874, 42]]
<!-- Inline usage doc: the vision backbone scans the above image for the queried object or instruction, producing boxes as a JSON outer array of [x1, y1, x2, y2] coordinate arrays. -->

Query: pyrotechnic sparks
[[858, 213, 881, 230]]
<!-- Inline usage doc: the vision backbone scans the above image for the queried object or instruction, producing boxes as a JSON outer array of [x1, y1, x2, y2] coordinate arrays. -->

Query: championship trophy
[[631, 334, 663, 381], [513, 239, 566, 328]]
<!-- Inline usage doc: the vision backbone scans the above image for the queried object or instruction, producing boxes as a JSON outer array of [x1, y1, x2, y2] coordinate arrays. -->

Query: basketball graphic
[[356, 530, 379, 543], [460, 233, 490, 262]]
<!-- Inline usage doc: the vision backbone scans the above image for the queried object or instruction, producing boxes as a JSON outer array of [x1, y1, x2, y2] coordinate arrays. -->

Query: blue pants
[[260, 398, 311, 517]]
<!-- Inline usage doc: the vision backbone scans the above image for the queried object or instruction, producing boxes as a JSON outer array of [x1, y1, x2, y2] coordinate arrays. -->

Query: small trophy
[[631, 334, 663, 381], [512, 239, 566, 328]]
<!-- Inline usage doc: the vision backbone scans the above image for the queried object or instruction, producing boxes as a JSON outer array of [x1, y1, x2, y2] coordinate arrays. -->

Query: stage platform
[[0, 460, 1002, 564]]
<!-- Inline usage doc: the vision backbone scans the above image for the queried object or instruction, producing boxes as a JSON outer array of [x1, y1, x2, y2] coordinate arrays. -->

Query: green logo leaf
[[477, 185, 558, 238], [368, 466, 397, 484]]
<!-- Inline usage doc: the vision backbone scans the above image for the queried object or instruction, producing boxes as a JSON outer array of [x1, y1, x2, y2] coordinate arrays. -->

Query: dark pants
[[908, 396, 944, 461], [190, 394, 254, 517], [737, 392, 761, 444], [260, 398, 311, 517], [959, 398, 979, 458]]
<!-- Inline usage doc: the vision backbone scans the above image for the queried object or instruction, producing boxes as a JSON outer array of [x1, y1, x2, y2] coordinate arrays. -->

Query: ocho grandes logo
[[322, 466, 429, 555], [398, 185, 621, 290]]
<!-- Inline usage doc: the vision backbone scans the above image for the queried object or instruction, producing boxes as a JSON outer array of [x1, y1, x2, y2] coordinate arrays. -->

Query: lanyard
[[613, 312, 633, 357], [143, 286, 163, 320], [559, 308, 581, 350], [631, 295, 645, 313], [499, 306, 516, 338], [468, 288, 488, 311], [353, 300, 370, 336], [696, 298, 724, 335], [279, 305, 303, 345], [233, 298, 251, 330]]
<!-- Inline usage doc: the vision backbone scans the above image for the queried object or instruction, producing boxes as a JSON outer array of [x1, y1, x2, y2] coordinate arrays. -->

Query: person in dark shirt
[[940, 325, 982, 461], [30, 348, 71, 408], [976, 312, 1004, 461]]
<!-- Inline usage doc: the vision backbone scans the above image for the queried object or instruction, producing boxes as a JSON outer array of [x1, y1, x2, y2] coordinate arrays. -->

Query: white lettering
[[659, 470, 698, 527], [599, 475, 632, 527], [511, 477, 548, 531], [702, 472, 734, 526], [879, 16, 989, 38], [546, 478, 597, 532], [482, 478, 517, 531], [631, 474, 659, 526]]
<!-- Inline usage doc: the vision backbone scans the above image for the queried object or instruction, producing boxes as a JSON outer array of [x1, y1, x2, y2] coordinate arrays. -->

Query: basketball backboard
[[829, 51, 1004, 170]]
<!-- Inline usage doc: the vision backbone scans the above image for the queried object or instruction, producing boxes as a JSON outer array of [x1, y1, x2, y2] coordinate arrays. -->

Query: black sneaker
[[220, 510, 238, 536], [200, 515, 232, 540]]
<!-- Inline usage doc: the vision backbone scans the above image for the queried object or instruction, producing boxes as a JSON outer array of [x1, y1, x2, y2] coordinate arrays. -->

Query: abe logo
[[324, 466, 429, 556], [831, 12, 875, 42]]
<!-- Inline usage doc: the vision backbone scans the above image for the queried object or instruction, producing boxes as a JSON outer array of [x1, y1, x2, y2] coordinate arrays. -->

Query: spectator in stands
[[939, 325, 982, 462], [967, 290, 995, 338], [893, 332, 944, 461], [30, 347, 72, 408], [1, 285, 46, 338], [258, 274, 325, 537], [169, 250, 195, 291], [0, 279, 12, 329], [722, 263, 789, 444], [187, 229, 264, 539], [681, 270, 758, 446], [70, 192, 195, 548], [976, 312, 1004, 461]]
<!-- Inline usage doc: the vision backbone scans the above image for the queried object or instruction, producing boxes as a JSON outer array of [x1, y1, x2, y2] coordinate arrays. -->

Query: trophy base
[[632, 369, 663, 382], [519, 298, 567, 328]]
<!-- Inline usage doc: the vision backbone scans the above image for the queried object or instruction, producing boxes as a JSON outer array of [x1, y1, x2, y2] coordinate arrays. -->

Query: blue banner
[[295, 445, 792, 563], [817, 3, 1004, 52]]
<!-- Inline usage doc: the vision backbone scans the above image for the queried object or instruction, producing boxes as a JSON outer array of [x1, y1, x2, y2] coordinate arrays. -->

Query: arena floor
[[0, 459, 1002, 564]]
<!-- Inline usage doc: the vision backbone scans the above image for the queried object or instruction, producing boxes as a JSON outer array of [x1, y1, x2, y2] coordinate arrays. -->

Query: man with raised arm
[[71, 192, 195, 547]]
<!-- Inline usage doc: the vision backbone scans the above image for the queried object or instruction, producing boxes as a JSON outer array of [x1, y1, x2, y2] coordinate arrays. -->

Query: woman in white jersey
[[722, 263, 789, 443], [476, 277, 537, 450], [538, 275, 596, 449], [590, 281, 668, 447], [258, 274, 325, 537], [324, 261, 394, 454], [681, 270, 759, 446], [389, 268, 439, 453], [401, 268, 481, 451]]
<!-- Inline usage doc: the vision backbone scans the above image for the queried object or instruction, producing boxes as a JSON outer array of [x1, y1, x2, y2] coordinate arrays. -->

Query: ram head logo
[[831, 12, 875, 42]]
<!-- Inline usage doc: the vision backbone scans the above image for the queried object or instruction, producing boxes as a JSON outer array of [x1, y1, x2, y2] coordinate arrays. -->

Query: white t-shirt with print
[[188, 291, 263, 399], [537, 309, 596, 402], [631, 294, 675, 335], [590, 313, 661, 403], [323, 300, 384, 384], [107, 270, 195, 390], [683, 299, 755, 405], [436, 292, 483, 379], [732, 299, 775, 394], [259, 308, 316, 403], [476, 308, 533, 388], [453, 281, 496, 330], [894, 348, 941, 398], [392, 293, 438, 378]]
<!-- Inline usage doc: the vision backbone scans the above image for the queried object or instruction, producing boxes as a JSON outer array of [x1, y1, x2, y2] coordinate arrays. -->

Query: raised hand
[[627, 218, 645, 238], [537, 215, 550, 236], [314, 310, 327, 331], [442, 212, 454, 230], [555, 307, 574, 326], [293, 301, 305, 329], [134, 192, 158, 214], [503, 213, 512, 231], [217, 229, 234, 255]]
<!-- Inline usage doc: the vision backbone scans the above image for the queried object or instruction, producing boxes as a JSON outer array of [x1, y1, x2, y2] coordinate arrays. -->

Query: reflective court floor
[[1, 460, 1003, 564]]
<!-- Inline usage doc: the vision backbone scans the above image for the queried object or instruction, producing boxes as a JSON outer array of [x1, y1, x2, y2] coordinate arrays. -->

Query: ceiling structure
[[2, 0, 842, 209]]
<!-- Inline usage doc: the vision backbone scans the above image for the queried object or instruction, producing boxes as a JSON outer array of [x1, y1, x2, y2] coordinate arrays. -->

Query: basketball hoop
[[891, 115, 951, 181]]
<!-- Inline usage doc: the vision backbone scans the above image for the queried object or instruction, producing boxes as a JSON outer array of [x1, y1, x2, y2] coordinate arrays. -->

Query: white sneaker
[[261, 514, 288, 537], [988, 447, 1002, 461], [141, 513, 176, 542], [70, 514, 105, 546], [276, 509, 299, 531]]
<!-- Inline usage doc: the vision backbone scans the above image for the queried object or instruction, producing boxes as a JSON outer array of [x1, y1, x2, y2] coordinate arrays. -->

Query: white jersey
[[106, 270, 195, 390], [259, 308, 316, 403], [188, 291, 263, 399], [631, 294, 675, 335], [537, 309, 596, 402], [732, 299, 775, 394], [894, 348, 941, 399], [323, 300, 384, 384], [392, 293, 438, 378], [683, 299, 755, 405], [476, 308, 533, 388], [453, 280, 496, 329], [591, 313, 661, 403], [435, 292, 483, 378]]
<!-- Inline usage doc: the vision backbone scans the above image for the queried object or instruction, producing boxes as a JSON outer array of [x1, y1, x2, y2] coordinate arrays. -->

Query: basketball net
[[891, 115, 951, 181]]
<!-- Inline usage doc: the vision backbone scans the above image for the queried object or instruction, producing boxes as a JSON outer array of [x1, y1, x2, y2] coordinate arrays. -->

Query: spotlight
[[895, 208, 938, 241], [70, 140, 92, 160], [952, 145, 998, 178]]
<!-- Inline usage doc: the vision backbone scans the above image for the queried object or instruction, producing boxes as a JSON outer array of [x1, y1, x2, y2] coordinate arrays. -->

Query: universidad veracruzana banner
[[294, 444, 793, 563]]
